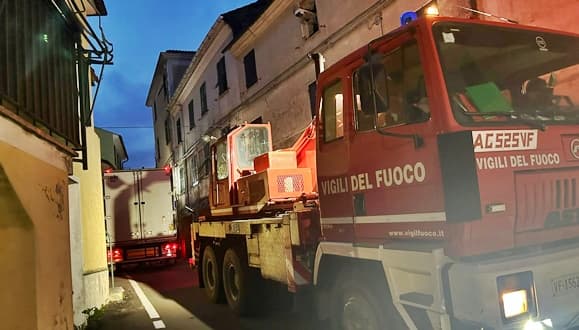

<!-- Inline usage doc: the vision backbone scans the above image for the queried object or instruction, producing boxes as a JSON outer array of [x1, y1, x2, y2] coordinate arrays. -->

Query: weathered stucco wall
[[0, 165, 37, 330], [0, 114, 73, 329], [478, 0, 578, 33], [74, 128, 107, 272], [72, 127, 109, 318]]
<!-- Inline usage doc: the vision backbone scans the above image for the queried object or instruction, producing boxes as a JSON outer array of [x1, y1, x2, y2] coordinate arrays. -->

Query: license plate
[[552, 272, 579, 296]]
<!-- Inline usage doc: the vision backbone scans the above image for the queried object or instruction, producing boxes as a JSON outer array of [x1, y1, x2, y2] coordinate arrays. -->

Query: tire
[[329, 267, 404, 330], [202, 245, 224, 303], [222, 248, 255, 315]]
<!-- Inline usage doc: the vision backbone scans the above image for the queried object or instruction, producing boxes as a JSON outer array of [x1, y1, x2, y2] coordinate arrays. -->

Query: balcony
[[0, 0, 89, 148]]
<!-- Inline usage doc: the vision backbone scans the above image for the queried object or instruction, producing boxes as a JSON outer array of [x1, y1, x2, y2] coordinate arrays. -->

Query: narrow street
[[96, 260, 324, 330]]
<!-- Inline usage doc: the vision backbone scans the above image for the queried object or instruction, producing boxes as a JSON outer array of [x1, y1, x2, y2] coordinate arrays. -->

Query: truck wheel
[[202, 245, 223, 303], [222, 248, 255, 315], [330, 268, 401, 330]]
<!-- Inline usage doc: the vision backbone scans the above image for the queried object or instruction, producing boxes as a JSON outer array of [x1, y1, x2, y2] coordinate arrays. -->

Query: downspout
[[310, 53, 322, 78]]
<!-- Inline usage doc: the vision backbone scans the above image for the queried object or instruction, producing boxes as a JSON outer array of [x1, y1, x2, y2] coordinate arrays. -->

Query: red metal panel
[[515, 169, 579, 233]]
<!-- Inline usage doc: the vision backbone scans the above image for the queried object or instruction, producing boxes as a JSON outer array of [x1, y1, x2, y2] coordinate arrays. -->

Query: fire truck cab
[[314, 14, 579, 330]]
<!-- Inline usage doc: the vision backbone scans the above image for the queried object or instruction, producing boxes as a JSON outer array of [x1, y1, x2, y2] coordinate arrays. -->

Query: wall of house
[[151, 76, 172, 167], [0, 114, 73, 330], [478, 0, 578, 32], [97, 130, 116, 167], [171, 23, 235, 205], [73, 127, 109, 317], [68, 176, 85, 326], [180, 23, 237, 149]]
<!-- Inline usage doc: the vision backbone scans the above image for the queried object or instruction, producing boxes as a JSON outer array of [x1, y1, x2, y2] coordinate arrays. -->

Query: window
[[434, 22, 579, 126], [162, 73, 169, 101], [176, 118, 182, 144], [187, 156, 198, 186], [164, 117, 171, 145], [308, 82, 317, 118], [200, 83, 208, 115], [353, 41, 429, 131], [195, 144, 210, 179], [188, 100, 195, 129], [217, 57, 228, 94], [297, 0, 319, 39], [179, 166, 186, 195], [322, 80, 344, 142], [244, 50, 258, 88], [215, 141, 229, 180], [235, 127, 270, 168]]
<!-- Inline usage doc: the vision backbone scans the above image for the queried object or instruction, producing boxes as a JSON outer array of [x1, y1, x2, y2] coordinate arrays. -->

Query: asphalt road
[[94, 260, 325, 330]]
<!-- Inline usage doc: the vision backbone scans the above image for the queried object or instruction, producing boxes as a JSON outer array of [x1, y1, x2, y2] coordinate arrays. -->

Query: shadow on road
[[114, 260, 326, 330]]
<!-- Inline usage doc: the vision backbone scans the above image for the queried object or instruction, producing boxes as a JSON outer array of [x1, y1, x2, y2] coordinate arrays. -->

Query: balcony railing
[[0, 0, 83, 147]]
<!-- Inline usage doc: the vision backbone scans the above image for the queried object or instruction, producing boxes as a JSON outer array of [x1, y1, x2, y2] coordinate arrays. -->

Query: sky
[[91, 0, 254, 169]]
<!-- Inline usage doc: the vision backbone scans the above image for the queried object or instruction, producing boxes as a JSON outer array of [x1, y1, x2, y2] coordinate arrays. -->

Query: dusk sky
[[91, 1, 254, 169]]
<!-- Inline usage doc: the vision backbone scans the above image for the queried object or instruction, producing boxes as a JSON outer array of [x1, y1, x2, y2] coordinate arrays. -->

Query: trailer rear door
[[138, 170, 175, 238]]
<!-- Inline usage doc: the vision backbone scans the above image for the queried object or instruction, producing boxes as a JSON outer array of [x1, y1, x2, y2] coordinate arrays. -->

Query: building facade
[[146, 50, 196, 256], [96, 127, 129, 170], [146, 50, 196, 169], [0, 0, 111, 328]]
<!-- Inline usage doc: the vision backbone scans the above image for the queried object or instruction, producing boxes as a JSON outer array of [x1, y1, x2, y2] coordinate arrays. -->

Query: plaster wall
[[68, 177, 86, 326], [179, 23, 237, 149], [0, 114, 73, 329], [72, 127, 109, 322], [478, 0, 579, 33], [74, 128, 107, 273]]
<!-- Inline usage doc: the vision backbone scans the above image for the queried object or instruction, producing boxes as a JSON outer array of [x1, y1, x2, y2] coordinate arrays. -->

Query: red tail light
[[107, 247, 123, 263], [162, 243, 178, 257]]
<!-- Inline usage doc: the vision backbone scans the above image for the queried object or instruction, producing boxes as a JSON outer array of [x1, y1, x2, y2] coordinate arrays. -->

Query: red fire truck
[[191, 12, 579, 330]]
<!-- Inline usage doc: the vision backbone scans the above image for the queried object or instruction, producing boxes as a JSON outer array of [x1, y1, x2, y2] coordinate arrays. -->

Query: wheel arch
[[314, 242, 411, 328]]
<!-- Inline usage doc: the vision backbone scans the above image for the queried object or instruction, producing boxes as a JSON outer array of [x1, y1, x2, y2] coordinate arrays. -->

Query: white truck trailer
[[104, 168, 177, 266]]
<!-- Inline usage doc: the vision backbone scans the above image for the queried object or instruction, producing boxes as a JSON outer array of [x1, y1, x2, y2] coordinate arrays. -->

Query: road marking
[[153, 320, 166, 329], [129, 279, 165, 329]]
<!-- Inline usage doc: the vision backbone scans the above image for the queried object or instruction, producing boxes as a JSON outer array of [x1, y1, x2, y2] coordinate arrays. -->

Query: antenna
[[457, 6, 518, 24]]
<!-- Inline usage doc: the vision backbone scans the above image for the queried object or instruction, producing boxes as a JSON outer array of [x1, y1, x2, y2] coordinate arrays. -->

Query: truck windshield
[[235, 126, 270, 169], [433, 22, 579, 126]]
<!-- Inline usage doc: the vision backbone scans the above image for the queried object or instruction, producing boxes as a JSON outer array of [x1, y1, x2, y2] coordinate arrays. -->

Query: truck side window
[[322, 80, 344, 142], [215, 141, 228, 180], [353, 41, 429, 131], [353, 64, 382, 131]]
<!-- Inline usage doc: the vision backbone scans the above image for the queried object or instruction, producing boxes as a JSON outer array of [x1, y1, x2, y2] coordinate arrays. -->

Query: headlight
[[502, 289, 528, 318], [497, 271, 537, 322]]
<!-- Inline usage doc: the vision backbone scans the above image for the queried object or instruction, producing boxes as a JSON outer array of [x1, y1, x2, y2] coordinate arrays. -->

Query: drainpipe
[[309, 52, 325, 78]]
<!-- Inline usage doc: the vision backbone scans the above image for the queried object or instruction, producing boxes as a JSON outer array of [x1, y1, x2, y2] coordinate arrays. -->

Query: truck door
[[104, 171, 143, 242], [317, 76, 354, 243], [138, 170, 175, 238], [348, 32, 444, 242]]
